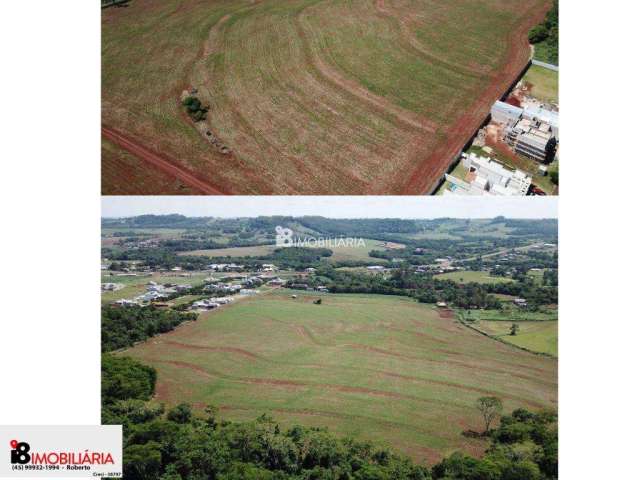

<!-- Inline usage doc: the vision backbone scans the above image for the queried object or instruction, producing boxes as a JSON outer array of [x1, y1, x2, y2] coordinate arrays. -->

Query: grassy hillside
[[102, 0, 550, 194], [123, 290, 557, 462]]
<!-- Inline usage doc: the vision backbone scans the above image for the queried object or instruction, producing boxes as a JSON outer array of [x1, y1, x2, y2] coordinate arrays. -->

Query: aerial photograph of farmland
[[101, 0, 558, 195], [102, 197, 558, 479]]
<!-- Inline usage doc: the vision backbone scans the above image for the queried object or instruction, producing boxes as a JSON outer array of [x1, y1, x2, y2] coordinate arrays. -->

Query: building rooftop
[[523, 106, 559, 128], [492, 100, 524, 118]]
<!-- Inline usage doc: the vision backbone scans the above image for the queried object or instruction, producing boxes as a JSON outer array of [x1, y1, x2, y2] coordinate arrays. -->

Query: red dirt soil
[[401, 0, 551, 194], [101, 125, 231, 195]]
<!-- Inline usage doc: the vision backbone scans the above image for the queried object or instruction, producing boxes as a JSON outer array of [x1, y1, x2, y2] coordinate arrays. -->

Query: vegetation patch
[[181, 96, 209, 123], [529, 0, 558, 65], [523, 64, 558, 104]]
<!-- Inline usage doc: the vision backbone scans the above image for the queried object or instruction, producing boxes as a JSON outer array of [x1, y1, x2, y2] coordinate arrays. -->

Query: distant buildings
[[444, 153, 532, 196], [101, 283, 118, 291], [208, 263, 245, 272], [513, 298, 528, 307], [192, 297, 235, 310], [203, 283, 242, 294]]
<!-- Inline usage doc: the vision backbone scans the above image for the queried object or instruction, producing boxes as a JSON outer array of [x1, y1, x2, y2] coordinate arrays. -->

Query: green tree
[[123, 442, 162, 480], [528, 25, 549, 43], [476, 397, 503, 434], [167, 403, 192, 424]]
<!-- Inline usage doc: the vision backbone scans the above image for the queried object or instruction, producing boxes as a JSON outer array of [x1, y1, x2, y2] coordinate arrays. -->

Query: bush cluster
[[182, 96, 209, 122]]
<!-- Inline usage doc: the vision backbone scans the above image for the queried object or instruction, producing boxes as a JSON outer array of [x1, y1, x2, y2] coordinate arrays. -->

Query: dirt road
[[101, 126, 229, 195]]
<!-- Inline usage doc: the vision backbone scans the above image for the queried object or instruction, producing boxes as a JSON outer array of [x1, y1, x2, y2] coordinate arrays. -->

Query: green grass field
[[181, 238, 395, 263], [180, 245, 277, 257], [122, 291, 557, 463], [476, 320, 558, 356], [326, 239, 400, 263], [434, 270, 513, 284], [461, 308, 558, 323], [523, 64, 558, 104], [102, 0, 549, 194]]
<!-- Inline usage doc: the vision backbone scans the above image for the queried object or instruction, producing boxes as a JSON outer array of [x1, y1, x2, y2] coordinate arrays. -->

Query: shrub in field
[[182, 96, 209, 122]]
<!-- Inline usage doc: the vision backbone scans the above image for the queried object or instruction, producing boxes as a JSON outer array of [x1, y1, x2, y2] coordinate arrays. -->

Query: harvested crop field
[[102, 0, 551, 194], [122, 291, 557, 463], [102, 138, 198, 195]]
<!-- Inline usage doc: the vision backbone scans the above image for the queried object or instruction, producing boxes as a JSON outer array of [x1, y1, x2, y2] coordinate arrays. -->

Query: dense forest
[[102, 306, 197, 352], [102, 354, 557, 480]]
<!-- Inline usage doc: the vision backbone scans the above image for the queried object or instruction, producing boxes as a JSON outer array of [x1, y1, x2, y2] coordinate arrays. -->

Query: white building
[[523, 105, 559, 138], [491, 101, 523, 127], [444, 153, 531, 196]]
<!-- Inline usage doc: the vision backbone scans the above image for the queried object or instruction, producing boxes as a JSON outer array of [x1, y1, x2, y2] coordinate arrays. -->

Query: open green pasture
[[475, 320, 558, 357], [434, 270, 513, 284], [122, 291, 557, 462]]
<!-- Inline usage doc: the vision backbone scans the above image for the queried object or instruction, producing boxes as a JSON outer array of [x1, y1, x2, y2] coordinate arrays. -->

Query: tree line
[[102, 306, 197, 352], [295, 268, 557, 310]]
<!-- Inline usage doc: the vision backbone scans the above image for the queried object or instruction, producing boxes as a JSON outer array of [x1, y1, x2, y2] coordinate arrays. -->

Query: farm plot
[[122, 291, 557, 463], [475, 320, 558, 356], [102, 0, 550, 194], [326, 238, 400, 262], [102, 139, 198, 195], [179, 245, 277, 257], [434, 270, 513, 284]]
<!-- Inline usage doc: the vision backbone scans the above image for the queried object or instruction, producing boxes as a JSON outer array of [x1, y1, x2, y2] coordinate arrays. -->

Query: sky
[[102, 196, 557, 219]]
